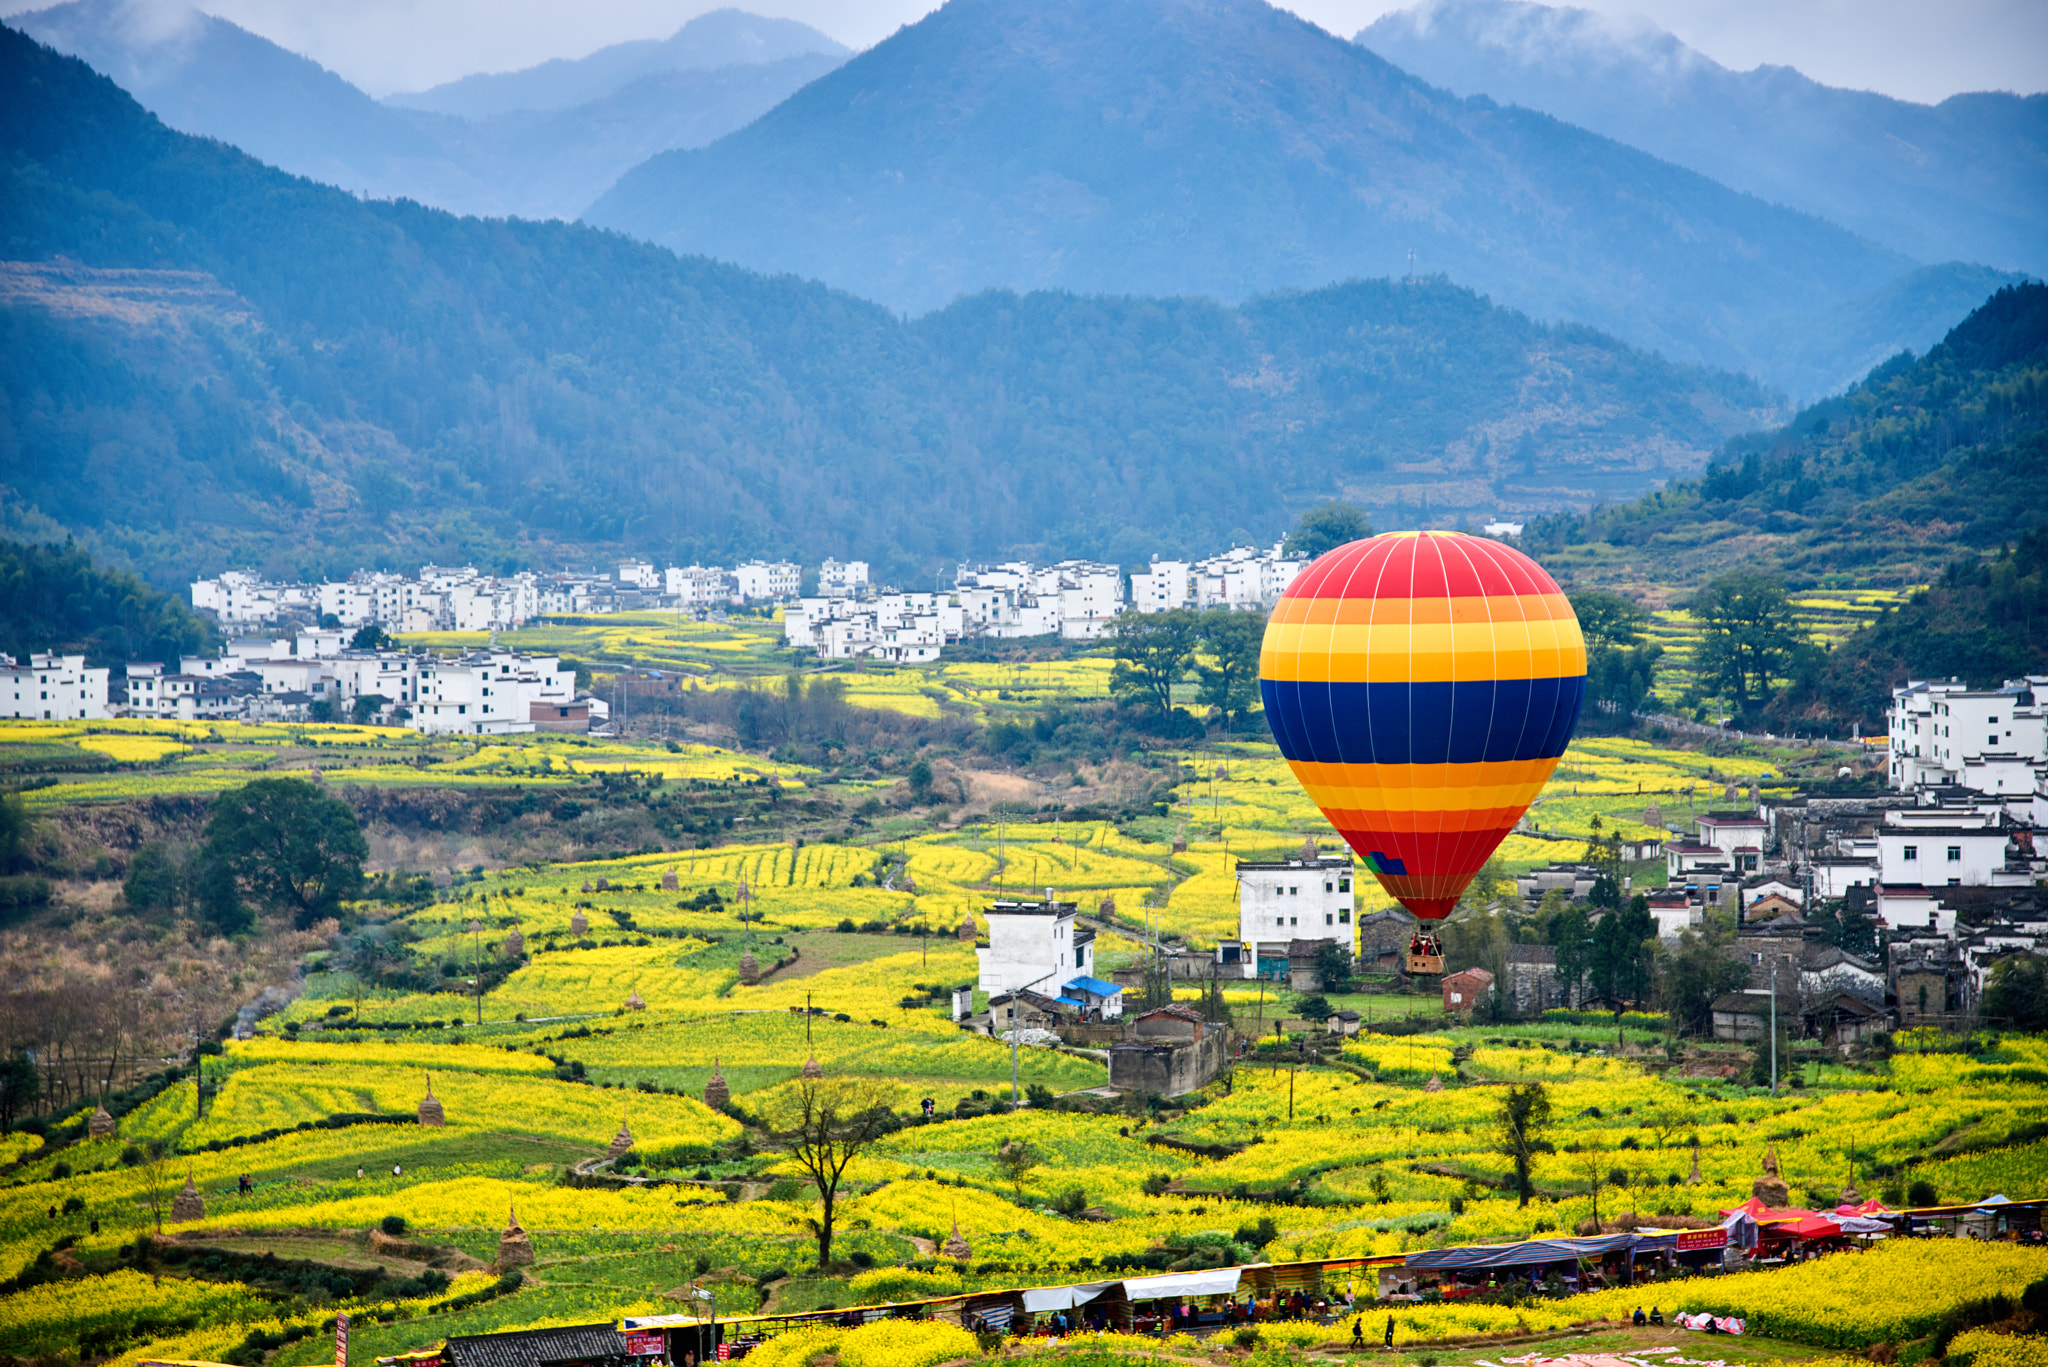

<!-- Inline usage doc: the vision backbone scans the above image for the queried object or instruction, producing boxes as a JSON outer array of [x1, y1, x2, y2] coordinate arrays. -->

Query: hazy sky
[[7, 0, 2039, 104]]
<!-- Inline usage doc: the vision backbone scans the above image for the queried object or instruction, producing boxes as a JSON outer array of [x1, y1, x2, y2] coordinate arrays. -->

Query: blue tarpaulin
[[1064, 977, 1125, 996], [1403, 1234, 1637, 1270]]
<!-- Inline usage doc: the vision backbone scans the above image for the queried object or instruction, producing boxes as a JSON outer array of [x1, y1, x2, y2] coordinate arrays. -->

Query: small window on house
[[1289, 886, 1297, 896], [1903, 845, 1917, 860], [1947, 846, 1962, 861], [1339, 909, 1350, 923], [1339, 878, 1351, 892]]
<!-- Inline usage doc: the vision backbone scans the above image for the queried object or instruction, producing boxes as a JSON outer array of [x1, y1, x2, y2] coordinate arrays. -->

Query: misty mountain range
[[10, 1, 848, 220], [0, 22, 1781, 584], [1, 0, 2042, 582], [1357, 0, 2048, 279], [11, 0, 2038, 402]]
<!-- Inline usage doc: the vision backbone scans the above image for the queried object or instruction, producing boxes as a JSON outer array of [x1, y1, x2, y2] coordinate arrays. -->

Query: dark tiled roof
[[1135, 1003, 1204, 1024], [1506, 944, 1556, 965], [447, 1325, 627, 1367]]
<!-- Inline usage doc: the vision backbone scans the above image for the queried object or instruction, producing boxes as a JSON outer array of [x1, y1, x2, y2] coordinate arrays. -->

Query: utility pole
[[470, 918, 484, 1026], [1769, 962, 1779, 1095], [1009, 999, 1021, 1105]]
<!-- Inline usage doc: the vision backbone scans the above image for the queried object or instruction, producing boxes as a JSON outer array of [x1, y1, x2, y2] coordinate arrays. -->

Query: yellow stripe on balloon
[[1298, 778, 1554, 815], [1264, 592, 1576, 627]]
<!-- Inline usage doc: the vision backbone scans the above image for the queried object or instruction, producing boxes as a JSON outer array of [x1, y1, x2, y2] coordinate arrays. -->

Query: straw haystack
[[496, 1202, 535, 1269], [418, 1075, 445, 1126], [172, 1172, 204, 1222]]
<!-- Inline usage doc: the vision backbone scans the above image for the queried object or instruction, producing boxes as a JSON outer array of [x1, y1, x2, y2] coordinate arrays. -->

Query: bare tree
[[769, 1078, 898, 1267], [140, 1139, 174, 1234]]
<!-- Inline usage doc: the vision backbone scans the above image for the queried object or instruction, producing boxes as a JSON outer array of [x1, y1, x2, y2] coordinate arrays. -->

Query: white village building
[[1222, 846, 1356, 979], [974, 891, 1120, 1019], [0, 654, 111, 720]]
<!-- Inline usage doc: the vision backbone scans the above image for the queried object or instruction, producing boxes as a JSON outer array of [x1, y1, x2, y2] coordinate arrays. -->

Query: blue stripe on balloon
[[1258, 675, 1586, 766]]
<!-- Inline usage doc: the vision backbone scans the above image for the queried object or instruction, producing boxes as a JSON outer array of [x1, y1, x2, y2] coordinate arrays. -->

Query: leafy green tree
[[123, 843, 182, 914], [202, 778, 366, 928], [1983, 955, 2048, 1031], [349, 624, 393, 651], [191, 848, 252, 936], [1495, 1083, 1554, 1207], [1690, 572, 1806, 708], [0, 793, 31, 873], [1583, 828, 1623, 910], [907, 757, 934, 800], [1570, 590, 1649, 647], [1590, 895, 1656, 1005], [993, 1137, 1043, 1199], [1282, 502, 1372, 560], [1195, 610, 1267, 730], [0, 1052, 39, 1133], [1296, 995, 1332, 1022], [1109, 609, 1198, 715], [1313, 940, 1351, 993], [350, 694, 389, 724], [1660, 928, 1751, 1035], [1547, 899, 1593, 1007]]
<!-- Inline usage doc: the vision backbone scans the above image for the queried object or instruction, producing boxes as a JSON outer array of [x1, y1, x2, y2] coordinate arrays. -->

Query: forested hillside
[[0, 538, 215, 666], [1528, 282, 2048, 732], [0, 24, 1779, 586]]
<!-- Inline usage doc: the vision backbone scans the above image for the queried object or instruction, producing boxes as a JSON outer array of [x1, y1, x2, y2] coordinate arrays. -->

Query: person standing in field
[[1385, 1314, 1395, 1349]]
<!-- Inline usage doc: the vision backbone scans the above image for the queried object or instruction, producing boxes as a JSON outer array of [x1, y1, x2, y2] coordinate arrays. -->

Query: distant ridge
[[11, 0, 847, 219], [0, 20, 1785, 582], [387, 9, 849, 118], [1357, 0, 2048, 276], [585, 0, 1984, 396]]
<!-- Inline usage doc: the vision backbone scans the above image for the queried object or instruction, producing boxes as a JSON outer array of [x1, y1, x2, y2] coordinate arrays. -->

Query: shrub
[[380, 1215, 408, 1237], [1233, 1327, 1261, 1349], [1908, 1179, 1939, 1206]]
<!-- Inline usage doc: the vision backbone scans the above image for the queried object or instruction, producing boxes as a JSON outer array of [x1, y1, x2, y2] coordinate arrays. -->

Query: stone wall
[[1107, 1029, 1228, 1097]]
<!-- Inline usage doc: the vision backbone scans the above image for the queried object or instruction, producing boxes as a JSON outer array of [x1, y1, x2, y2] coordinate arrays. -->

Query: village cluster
[[0, 543, 1313, 731]]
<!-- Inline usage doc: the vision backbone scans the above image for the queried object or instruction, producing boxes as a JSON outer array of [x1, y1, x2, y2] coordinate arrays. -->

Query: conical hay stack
[[497, 1201, 535, 1269], [704, 1057, 730, 1110], [608, 1114, 636, 1159], [172, 1172, 205, 1222], [88, 1105, 116, 1140], [418, 1074, 445, 1126]]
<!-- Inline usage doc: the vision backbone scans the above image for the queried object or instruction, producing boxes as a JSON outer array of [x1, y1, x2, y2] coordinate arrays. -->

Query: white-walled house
[[732, 561, 801, 602], [1237, 848, 1355, 976], [819, 559, 869, 598], [1694, 813, 1768, 873], [975, 892, 1107, 1010], [1131, 559, 1191, 613], [413, 652, 575, 735], [0, 654, 111, 720], [1889, 677, 2048, 792], [1876, 808, 2025, 887]]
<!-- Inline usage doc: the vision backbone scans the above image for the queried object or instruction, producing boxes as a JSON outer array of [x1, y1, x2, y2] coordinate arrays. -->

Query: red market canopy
[[1768, 1216, 1844, 1240], [1721, 1198, 1825, 1224]]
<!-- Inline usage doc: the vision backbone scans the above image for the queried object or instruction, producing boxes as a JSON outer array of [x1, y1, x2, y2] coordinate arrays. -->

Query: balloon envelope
[[1259, 531, 1586, 919]]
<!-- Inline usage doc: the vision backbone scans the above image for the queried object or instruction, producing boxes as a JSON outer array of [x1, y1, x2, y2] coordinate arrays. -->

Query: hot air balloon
[[1260, 531, 1586, 970]]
